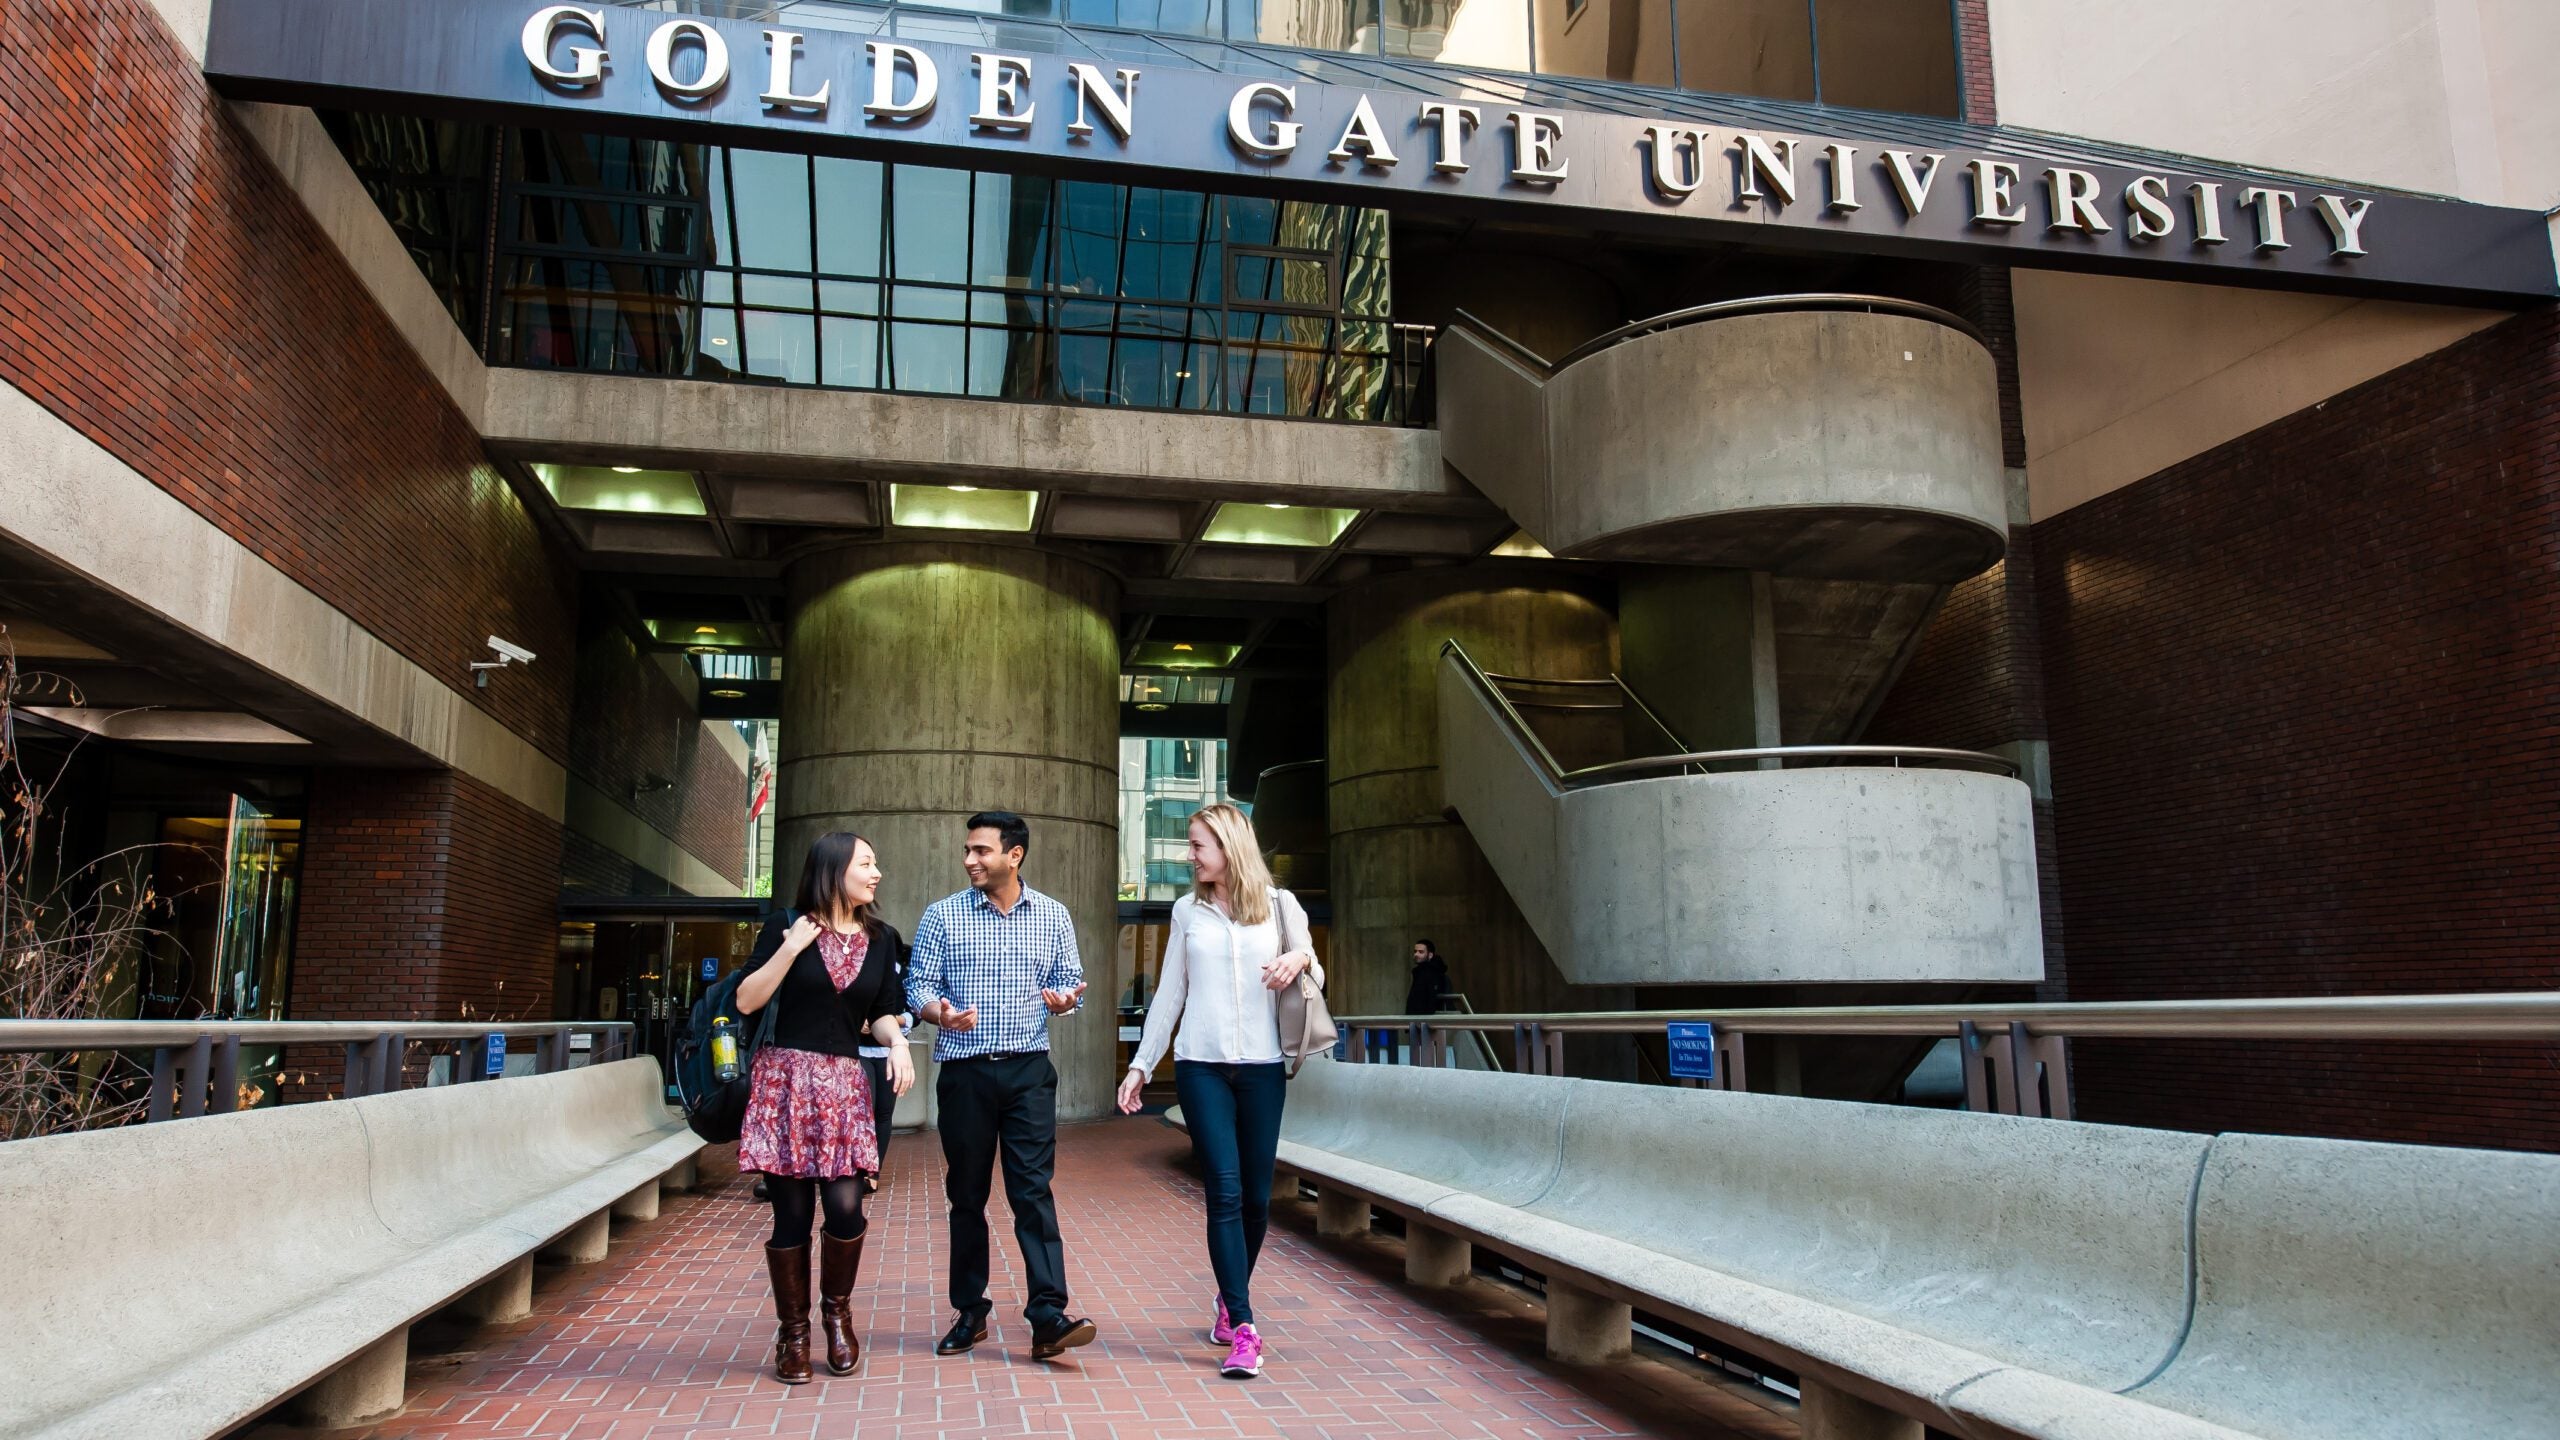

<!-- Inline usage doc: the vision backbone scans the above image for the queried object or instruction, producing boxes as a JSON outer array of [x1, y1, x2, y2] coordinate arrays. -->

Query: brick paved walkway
[[287, 1118, 1793, 1440]]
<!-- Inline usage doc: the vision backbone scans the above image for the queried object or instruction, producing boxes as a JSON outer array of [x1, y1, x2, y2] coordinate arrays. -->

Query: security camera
[[470, 636, 538, 687]]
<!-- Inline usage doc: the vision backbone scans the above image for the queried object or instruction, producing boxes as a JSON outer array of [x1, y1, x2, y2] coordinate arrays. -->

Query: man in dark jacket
[[1403, 938, 1450, 1017]]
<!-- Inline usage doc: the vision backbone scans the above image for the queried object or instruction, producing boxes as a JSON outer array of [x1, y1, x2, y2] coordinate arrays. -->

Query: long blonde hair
[[1189, 802, 1275, 926]]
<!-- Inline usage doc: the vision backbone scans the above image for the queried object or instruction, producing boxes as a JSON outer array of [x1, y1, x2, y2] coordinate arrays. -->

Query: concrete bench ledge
[[0, 1058, 702, 1439], [1240, 1059, 2559, 1440]]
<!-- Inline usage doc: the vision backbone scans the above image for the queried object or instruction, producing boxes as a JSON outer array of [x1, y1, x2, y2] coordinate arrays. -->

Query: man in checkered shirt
[[906, 809, 1101, 1361]]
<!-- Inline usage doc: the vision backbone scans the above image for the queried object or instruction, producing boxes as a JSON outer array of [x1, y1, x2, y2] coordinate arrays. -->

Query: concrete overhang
[[482, 371, 1479, 516]]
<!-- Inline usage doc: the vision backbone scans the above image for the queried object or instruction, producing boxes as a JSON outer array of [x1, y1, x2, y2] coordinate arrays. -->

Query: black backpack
[[675, 912, 790, 1142]]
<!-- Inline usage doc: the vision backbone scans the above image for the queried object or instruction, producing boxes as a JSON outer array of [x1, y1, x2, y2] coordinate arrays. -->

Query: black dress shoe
[[1029, 1314, 1098, 1359], [936, 1315, 990, 1356]]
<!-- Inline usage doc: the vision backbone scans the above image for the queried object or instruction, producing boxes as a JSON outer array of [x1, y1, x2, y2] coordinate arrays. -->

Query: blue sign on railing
[[483, 1033, 506, 1078], [1666, 1022, 1717, 1081], [701, 956, 718, 982]]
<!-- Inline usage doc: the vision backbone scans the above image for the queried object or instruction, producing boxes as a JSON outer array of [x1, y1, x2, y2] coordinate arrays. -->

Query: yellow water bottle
[[711, 1016, 741, 1081]]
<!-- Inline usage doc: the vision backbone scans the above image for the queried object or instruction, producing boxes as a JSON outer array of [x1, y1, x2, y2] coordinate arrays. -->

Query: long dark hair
[[794, 831, 880, 937]]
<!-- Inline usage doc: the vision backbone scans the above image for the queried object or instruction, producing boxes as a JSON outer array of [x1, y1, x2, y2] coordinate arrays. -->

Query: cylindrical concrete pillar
[[779, 541, 1121, 1121], [1325, 568, 1618, 1025]]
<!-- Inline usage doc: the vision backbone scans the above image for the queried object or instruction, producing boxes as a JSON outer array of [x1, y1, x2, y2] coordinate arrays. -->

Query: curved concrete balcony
[[1439, 643, 2044, 986], [1436, 297, 2009, 583]]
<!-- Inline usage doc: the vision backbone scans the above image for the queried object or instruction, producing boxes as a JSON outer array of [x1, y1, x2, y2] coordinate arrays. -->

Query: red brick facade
[[1876, 304, 2560, 1151], [1954, 0, 1997, 124], [0, 0, 577, 755], [295, 769, 563, 1025]]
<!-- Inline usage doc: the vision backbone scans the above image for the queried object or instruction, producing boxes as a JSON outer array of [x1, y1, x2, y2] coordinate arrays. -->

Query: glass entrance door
[[558, 909, 763, 1097]]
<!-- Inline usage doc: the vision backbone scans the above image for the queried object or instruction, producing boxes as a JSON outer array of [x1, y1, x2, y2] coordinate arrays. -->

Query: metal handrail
[[1444, 639, 2015, 786], [1448, 295, 1985, 379], [0, 1019, 635, 1048], [1337, 992, 2560, 1041]]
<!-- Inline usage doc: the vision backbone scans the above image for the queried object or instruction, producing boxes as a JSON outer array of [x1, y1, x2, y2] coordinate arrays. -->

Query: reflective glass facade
[[496, 130, 1399, 421], [613, 0, 1959, 114]]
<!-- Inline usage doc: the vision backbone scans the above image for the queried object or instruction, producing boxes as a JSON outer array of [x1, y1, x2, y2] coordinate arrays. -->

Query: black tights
[[767, 1175, 868, 1248]]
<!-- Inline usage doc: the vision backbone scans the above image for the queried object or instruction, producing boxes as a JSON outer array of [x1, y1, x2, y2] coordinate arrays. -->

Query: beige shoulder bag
[[1271, 889, 1336, 1076]]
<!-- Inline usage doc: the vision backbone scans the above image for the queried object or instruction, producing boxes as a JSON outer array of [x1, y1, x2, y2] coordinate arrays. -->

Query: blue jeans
[[1174, 1059, 1288, 1327]]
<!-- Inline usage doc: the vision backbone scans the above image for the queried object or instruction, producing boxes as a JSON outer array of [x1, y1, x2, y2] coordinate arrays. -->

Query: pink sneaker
[[1220, 1323, 1264, 1379], [1210, 1298, 1236, 1347]]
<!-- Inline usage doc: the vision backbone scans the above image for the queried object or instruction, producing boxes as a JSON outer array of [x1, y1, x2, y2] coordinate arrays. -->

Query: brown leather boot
[[818, 1229, 868, 1376], [765, 1243, 813, 1384]]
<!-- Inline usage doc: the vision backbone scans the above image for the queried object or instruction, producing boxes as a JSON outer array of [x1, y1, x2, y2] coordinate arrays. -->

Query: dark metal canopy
[[203, 0, 2558, 304]]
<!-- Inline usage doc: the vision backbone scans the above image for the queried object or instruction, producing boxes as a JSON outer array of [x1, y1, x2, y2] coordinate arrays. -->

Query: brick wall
[[0, 0, 576, 756], [1954, 0, 1997, 124], [2034, 305, 2560, 1151]]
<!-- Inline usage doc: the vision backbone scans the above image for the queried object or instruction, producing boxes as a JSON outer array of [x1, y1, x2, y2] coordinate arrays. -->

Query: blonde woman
[[1115, 802, 1320, 1379]]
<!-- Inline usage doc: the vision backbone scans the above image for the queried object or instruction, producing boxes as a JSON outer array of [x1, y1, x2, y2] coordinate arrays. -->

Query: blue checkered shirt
[[904, 883, 1085, 1062]]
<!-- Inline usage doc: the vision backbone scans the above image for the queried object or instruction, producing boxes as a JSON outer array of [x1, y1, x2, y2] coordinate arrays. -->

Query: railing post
[[1543, 1027, 1564, 1077], [1957, 1021, 1988, 1113], [2005, 1022, 2042, 1119], [1512, 1023, 1533, 1074], [212, 1033, 241, 1113], [377, 1033, 406, 1095], [177, 1034, 212, 1118], [2031, 1033, 2073, 1121], [147, 1045, 174, 1123], [1713, 1029, 1748, 1091], [342, 1040, 369, 1099]]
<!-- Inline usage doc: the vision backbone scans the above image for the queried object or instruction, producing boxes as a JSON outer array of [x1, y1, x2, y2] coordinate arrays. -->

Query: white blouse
[[1128, 889, 1324, 1074]]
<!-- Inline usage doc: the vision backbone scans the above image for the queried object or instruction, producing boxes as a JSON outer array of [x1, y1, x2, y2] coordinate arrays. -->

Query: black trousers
[[937, 1052, 1069, 1327], [860, 1052, 896, 1173]]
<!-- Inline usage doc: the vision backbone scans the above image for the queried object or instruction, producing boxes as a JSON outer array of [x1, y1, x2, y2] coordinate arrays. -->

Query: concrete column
[[292, 1328, 407, 1426], [1325, 567, 1619, 1026], [1543, 1279, 1631, 1364], [1405, 1222, 1472, 1286], [1617, 566, 1766, 754], [781, 541, 1121, 1121], [612, 1180, 660, 1222], [542, 1209, 611, 1264], [1314, 1188, 1371, 1238], [659, 1154, 699, 1193], [1799, 1378, 1925, 1440], [452, 1256, 534, 1325]]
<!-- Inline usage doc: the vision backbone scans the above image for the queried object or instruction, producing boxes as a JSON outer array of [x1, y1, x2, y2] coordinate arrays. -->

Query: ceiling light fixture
[[710, 337, 729, 346], [1265, 502, 1288, 510], [709, 687, 747, 699], [949, 485, 978, 493], [1171, 642, 1194, 651], [1136, 701, 1169, 713], [611, 466, 643, 474], [693, 625, 718, 635]]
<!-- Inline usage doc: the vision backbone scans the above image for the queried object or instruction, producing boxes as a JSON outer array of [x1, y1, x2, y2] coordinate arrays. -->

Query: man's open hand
[[1041, 983, 1087, 1015]]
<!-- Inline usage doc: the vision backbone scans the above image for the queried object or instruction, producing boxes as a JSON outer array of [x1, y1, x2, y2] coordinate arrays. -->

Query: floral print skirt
[[737, 1045, 880, 1179]]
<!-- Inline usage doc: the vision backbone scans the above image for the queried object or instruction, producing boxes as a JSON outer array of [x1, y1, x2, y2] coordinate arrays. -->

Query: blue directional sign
[[1666, 1022, 1717, 1081], [701, 955, 718, 982], [483, 1033, 507, 1077]]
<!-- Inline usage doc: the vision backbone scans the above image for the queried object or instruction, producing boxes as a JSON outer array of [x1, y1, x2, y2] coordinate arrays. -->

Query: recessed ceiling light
[[709, 687, 747, 699], [686, 644, 723, 655], [1175, 370, 1192, 379], [710, 337, 729, 346], [1171, 642, 1194, 651], [693, 625, 718, 635], [1265, 502, 1288, 510], [1136, 701, 1169, 713], [611, 466, 643, 474], [949, 485, 978, 493]]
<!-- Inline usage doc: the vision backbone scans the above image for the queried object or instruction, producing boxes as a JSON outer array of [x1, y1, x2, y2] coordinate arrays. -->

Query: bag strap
[[1277, 890, 1319, 1078], [1285, 973, 1318, 1079]]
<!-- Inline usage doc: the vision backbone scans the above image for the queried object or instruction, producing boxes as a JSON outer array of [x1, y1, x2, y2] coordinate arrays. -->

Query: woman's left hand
[[886, 1043, 916, 1097], [1263, 951, 1310, 990]]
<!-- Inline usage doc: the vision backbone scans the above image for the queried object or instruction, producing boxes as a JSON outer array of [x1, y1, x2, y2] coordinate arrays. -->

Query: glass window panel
[[788, 3, 889, 35], [1057, 332, 1111, 403], [696, 305, 741, 374], [1319, 352, 1389, 420], [701, 270, 736, 304], [1120, 189, 1208, 301], [891, 166, 972, 283], [821, 315, 880, 388], [1675, 0, 1814, 100], [972, 290, 1049, 324], [819, 278, 879, 314], [892, 285, 968, 321], [742, 309, 818, 384], [969, 326, 1048, 399], [887, 321, 966, 393], [1813, 0, 1958, 116], [704, 148, 735, 265], [727, 148, 813, 271], [814, 155, 885, 276], [1058, 297, 1117, 333], [1388, 0, 1529, 67], [971, 173, 1054, 289], [1065, 0, 1118, 24], [1240, 0, 1379, 52], [1055, 181, 1126, 294], [893, 11, 985, 44], [741, 272, 815, 309]]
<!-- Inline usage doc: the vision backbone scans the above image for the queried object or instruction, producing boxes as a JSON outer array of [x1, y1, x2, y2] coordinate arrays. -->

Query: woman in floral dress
[[735, 831, 914, 1382]]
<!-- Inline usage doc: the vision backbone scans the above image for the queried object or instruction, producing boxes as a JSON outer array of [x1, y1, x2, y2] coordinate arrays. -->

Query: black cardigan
[[745, 913, 906, 1059]]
